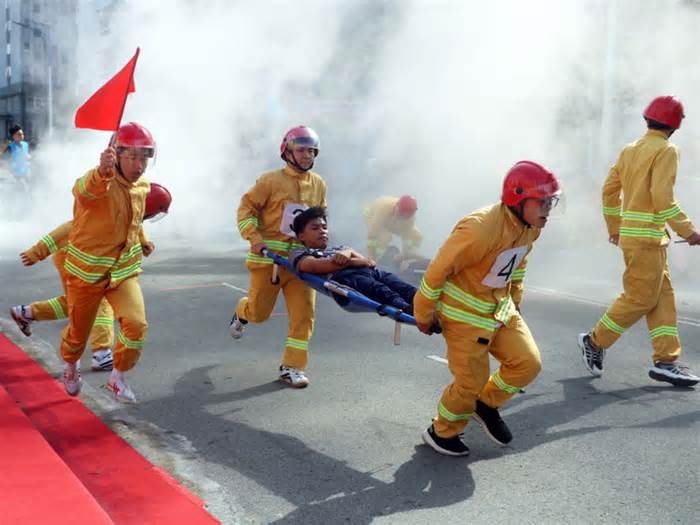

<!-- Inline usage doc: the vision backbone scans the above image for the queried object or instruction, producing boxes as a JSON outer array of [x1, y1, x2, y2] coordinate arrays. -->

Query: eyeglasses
[[537, 196, 560, 209]]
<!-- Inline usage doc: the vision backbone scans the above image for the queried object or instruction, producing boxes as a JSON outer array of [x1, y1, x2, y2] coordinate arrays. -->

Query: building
[[0, 0, 78, 143]]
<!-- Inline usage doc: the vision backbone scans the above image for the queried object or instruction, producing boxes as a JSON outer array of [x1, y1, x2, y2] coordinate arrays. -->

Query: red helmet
[[279, 125, 320, 157], [396, 195, 417, 217], [643, 96, 685, 130], [144, 182, 171, 221], [113, 122, 156, 157], [501, 161, 560, 207]]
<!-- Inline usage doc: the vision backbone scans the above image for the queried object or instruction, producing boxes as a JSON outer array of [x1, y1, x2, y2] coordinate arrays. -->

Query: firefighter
[[416, 161, 561, 456], [59, 122, 155, 402], [364, 195, 422, 260], [9, 183, 171, 373], [577, 96, 700, 387], [231, 126, 327, 388]]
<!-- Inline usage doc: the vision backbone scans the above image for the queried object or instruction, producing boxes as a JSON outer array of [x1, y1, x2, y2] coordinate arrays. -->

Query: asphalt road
[[1, 244, 698, 524]]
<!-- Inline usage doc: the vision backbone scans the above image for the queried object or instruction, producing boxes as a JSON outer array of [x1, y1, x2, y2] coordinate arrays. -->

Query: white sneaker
[[278, 366, 309, 388], [63, 361, 81, 397], [229, 313, 246, 339], [106, 370, 137, 403], [91, 349, 114, 371], [10, 305, 33, 337]]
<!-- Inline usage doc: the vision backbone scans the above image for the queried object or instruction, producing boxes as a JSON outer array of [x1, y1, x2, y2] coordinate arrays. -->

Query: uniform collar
[[502, 203, 528, 231], [283, 164, 309, 178], [645, 129, 669, 141]]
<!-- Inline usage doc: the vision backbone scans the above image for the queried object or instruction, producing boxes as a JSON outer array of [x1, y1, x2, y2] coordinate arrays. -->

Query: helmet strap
[[509, 203, 530, 227], [284, 149, 313, 172]]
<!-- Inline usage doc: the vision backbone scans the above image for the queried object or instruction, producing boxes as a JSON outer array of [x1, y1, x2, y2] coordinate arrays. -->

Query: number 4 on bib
[[481, 246, 527, 288]]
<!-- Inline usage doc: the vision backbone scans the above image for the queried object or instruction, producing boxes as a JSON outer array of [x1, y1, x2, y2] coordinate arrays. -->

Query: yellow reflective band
[[603, 205, 622, 216], [438, 402, 472, 422], [436, 302, 500, 331], [649, 325, 679, 339], [443, 281, 495, 313], [619, 227, 665, 239], [111, 261, 142, 282], [262, 239, 294, 252], [493, 296, 515, 325], [491, 370, 522, 394], [78, 174, 98, 200], [622, 210, 665, 225], [419, 278, 442, 302], [116, 244, 142, 265], [117, 331, 144, 350], [511, 268, 526, 281], [48, 297, 66, 319], [41, 235, 58, 254], [67, 243, 116, 267], [658, 204, 682, 221], [93, 316, 114, 327], [246, 253, 274, 265], [238, 217, 259, 232], [64, 259, 106, 283], [286, 337, 309, 351], [600, 313, 625, 335]]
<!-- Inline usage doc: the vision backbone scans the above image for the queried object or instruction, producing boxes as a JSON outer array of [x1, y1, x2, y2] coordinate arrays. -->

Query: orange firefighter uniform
[[364, 196, 422, 259], [594, 129, 696, 362], [414, 203, 542, 438], [236, 165, 327, 369], [23, 221, 151, 353], [60, 167, 149, 372]]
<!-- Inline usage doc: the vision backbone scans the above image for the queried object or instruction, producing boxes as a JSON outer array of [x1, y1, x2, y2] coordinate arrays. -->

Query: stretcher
[[262, 249, 440, 344]]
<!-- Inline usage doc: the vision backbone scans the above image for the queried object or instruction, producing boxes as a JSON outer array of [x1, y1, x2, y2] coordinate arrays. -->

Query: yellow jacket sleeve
[[651, 146, 696, 239], [413, 219, 491, 324], [23, 221, 72, 263], [73, 167, 115, 203], [602, 162, 622, 237], [237, 177, 267, 246]]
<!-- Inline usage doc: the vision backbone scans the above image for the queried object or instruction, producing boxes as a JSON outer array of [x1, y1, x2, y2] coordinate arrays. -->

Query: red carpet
[[0, 333, 219, 524]]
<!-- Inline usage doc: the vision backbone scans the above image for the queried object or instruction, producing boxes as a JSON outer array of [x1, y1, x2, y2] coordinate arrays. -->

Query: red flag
[[74, 47, 140, 131]]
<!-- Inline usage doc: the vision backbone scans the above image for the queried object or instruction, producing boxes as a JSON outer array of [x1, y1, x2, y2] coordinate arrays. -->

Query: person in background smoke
[[231, 126, 327, 388], [578, 95, 700, 387], [9, 183, 171, 373], [416, 161, 561, 456], [2, 124, 31, 191], [58, 122, 155, 402], [364, 195, 422, 261]]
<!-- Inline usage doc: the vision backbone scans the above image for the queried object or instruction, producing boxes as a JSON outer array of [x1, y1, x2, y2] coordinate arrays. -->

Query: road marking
[[426, 354, 448, 365], [221, 282, 248, 294], [529, 286, 700, 328]]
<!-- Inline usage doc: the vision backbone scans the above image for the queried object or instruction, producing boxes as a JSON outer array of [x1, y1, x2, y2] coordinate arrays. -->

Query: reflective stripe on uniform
[[246, 253, 274, 265], [238, 217, 259, 233], [419, 277, 443, 301], [67, 243, 116, 267], [48, 297, 66, 319], [438, 401, 472, 422], [511, 268, 526, 281], [649, 325, 679, 339], [93, 316, 114, 327], [658, 204, 682, 221], [64, 259, 106, 283], [603, 205, 622, 216], [622, 210, 665, 225], [600, 313, 625, 335], [117, 331, 144, 350], [285, 337, 309, 351], [41, 234, 58, 254], [436, 301, 500, 331], [491, 370, 522, 394], [619, 226, 666, 239], [77, 173, 98, 200], [443, 281, 496, 313]]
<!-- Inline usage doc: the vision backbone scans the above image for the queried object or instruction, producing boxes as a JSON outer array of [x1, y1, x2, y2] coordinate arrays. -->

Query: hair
[[8, 124, 22, 137], [292, 206, 327, 235], [644, 118, 674, 132]]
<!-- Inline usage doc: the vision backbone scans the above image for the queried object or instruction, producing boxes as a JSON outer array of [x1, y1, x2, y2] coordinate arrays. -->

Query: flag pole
[[115, 47, 140, 132]]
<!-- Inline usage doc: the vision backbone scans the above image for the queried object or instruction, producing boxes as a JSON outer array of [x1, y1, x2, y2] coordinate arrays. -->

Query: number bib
[[280, 202, 309, 237], [481, 245, 528, 288]]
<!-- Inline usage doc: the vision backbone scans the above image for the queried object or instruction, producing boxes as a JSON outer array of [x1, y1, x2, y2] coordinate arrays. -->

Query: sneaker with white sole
[[473, 400, 512, 446], [63, 361, 81, 397], [229, 313, 246, 339], [10, 305, 33, 337], [421, 424, 470, 456], [106, 371, 137, 403], [578, 332, 605, 377], [649, 361, 699, 388], [278, 366, 309, 388], [91, 349, 113, 371]]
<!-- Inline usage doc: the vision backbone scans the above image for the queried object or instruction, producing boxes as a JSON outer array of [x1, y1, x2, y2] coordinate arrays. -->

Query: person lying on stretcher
[[288, 207, 418, 315]]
